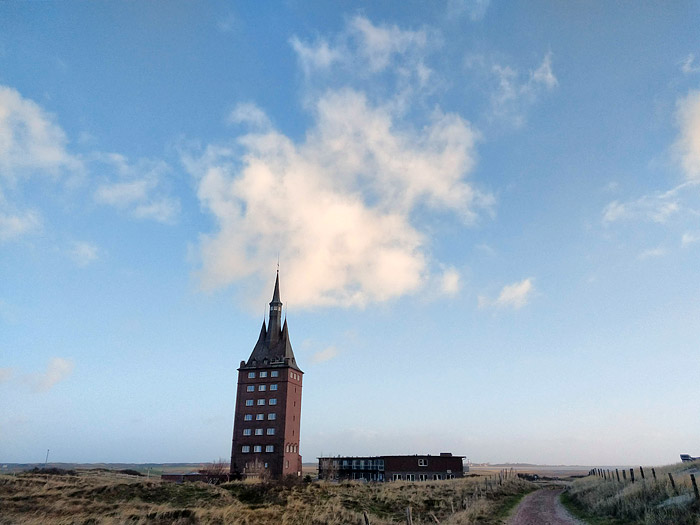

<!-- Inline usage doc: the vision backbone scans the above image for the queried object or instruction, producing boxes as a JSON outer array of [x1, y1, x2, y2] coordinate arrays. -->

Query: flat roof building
[[318, 453, 465, 482]]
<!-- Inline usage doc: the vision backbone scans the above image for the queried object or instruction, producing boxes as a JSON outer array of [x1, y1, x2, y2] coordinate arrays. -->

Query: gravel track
[[506, 488, 584, 525]]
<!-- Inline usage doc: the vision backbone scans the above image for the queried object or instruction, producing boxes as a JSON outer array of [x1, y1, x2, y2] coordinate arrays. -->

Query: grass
[[0, 469, 535, 524], [564, 460, 700, 525]]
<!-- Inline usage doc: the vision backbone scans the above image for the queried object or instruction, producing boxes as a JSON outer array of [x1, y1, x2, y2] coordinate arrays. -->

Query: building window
[[271, 371, 279, 377], [254, 446, 262, 453], [246, 385, 254, 392], [248, 372, 255, 378], [256, 414, 264, 420], [285, 460, 289, 468], [392, 474, 402, 481], [257, 399, 265, 405], [242, 446, 250, 453], [406, 474, 415, 481], [260, 371, 268, 378], [258, 385, 266, 391], [243, 429, 251, 436], [267, 428, 275, 435], [269, 398, 277, 405], [255, 428, 263, 436], [244, 414, 252, 421], [418, 459, 428, 467], [433, 474, 443, 480], [270, 384, 278, 391], [245, 400, 253, 406], [265, 445, 274, 453], [268, 413, 276, 420]]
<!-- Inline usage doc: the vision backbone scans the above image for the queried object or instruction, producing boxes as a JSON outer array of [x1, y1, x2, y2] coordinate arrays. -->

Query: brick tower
[[230, 272, 303, 479]]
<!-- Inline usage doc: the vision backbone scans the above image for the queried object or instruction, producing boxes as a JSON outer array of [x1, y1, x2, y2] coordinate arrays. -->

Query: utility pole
[[44, 449, 50, 470]]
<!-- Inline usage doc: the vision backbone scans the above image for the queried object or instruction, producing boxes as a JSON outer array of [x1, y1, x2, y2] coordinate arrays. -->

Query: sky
[[1, 1, 700, 467]]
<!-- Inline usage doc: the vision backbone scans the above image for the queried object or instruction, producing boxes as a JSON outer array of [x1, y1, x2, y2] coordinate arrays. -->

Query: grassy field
[[0, 469, 534, 524], [562, 460, 700, 525]]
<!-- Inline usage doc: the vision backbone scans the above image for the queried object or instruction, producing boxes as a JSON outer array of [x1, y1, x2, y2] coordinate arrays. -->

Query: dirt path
[[506, 488, 584, 525]]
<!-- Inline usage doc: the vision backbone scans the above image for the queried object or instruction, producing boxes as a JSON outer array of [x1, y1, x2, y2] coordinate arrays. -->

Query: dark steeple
[[242, 272, 301, 371]]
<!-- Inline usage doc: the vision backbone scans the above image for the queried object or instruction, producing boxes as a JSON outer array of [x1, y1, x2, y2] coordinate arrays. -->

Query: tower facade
[[230, 273, 303, 479]]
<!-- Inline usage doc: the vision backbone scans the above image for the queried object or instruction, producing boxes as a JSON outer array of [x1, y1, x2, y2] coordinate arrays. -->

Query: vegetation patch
[[565, 461, 700, 525]]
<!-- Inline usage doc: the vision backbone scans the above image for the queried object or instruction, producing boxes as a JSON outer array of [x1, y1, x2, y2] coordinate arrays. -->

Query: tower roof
[[240, 273, 301, 372]]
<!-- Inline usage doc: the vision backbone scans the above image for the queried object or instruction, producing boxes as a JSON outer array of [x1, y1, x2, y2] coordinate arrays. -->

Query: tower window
[[267, 428, 275, 435], [246, 386, 254, 392], [248, 372, 255, 378], [256, 413, 264, 420], [255, 428, 263, 436], [245, 400, 253, 406], [243, 429, 251, 436], [244, 414, 252, 421], [241, 446, 250, 453], [268, 413, 276, 420], [271, 371, 279, 377], [260, 371, 268, 378], [270, 384, 277, 391], [254, 446, 262, 453], [258, 385, 266, 391], [269, 398, 277, 405], [265, 445, 274, 452], [257, 399, 265, 405]]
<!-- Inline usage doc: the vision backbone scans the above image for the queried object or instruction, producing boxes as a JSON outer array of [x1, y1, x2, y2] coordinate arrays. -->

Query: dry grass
[[0, 470, 533, 524], [564, 460, 700, 525]]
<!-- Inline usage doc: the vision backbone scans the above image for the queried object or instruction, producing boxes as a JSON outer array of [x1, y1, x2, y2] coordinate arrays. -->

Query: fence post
[[616, 469, 620, 482], [640, 466, 645, 480], [622, 470, 627, 481], [405, 506, 413, 525], [363, 511, 371, 525], [651, 468, 656, 480], [691, 474, 700, 500], [630, 468, 635, 483], [668, 472, 676, 493]]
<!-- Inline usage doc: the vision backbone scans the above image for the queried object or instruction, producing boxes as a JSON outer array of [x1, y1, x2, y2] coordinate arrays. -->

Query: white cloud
[[290, 36, 343, 75], [479, 278, 534, 310], [311, 346, 339, 364], [348, 16, 428, 73], [290, 15, 437, 106], [0, 209, 41, 242], [0, 367, 13, 384], [0, 85, 82, 181], [675, 90, 700, 181], [601, 183, 690, 225], [481, 52, 558, 127], [638, 247, 666, 259], [27, 357, 74, 392], [440, 267, 461, 296], [228, 102, 272, 130], [69, 241, 99, 267], [447, 0, 491, 21], [93, 154, 179, 224], [681, 54, 700, 74], [186, 89, 489, 308], [681, 231, 700, 245]]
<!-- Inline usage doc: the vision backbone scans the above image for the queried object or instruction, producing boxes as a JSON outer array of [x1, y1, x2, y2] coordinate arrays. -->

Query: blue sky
[[2, 1, 700, 467]]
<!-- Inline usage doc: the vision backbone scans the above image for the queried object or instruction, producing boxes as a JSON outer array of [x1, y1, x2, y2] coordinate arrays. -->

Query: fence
[[588, 466, 700, 500]]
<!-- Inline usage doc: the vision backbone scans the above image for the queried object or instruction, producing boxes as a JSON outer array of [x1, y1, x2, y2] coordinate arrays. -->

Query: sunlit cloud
[[0, 209, 41, 242], [446, 0, 491, 21], [227, 102, 271, 130], [69, 241, 99, 267], [0, 367, 13, 384], [0, 85, 83, 181], [93, 154, 179, 224], [681, 231, 700, 245], [26, 357, 74, 392], [185, 17, 491, 309], [479, 278, 534, 309], [680, 54, 700, 74], [311, 346, 339, 364], [638, 247, 666, 260], [675, 90, 700, 181], [440, 267, 461, 296]]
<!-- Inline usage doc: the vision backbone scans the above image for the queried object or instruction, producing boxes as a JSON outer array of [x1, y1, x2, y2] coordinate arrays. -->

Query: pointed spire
[[271, 270, 281, 304]]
